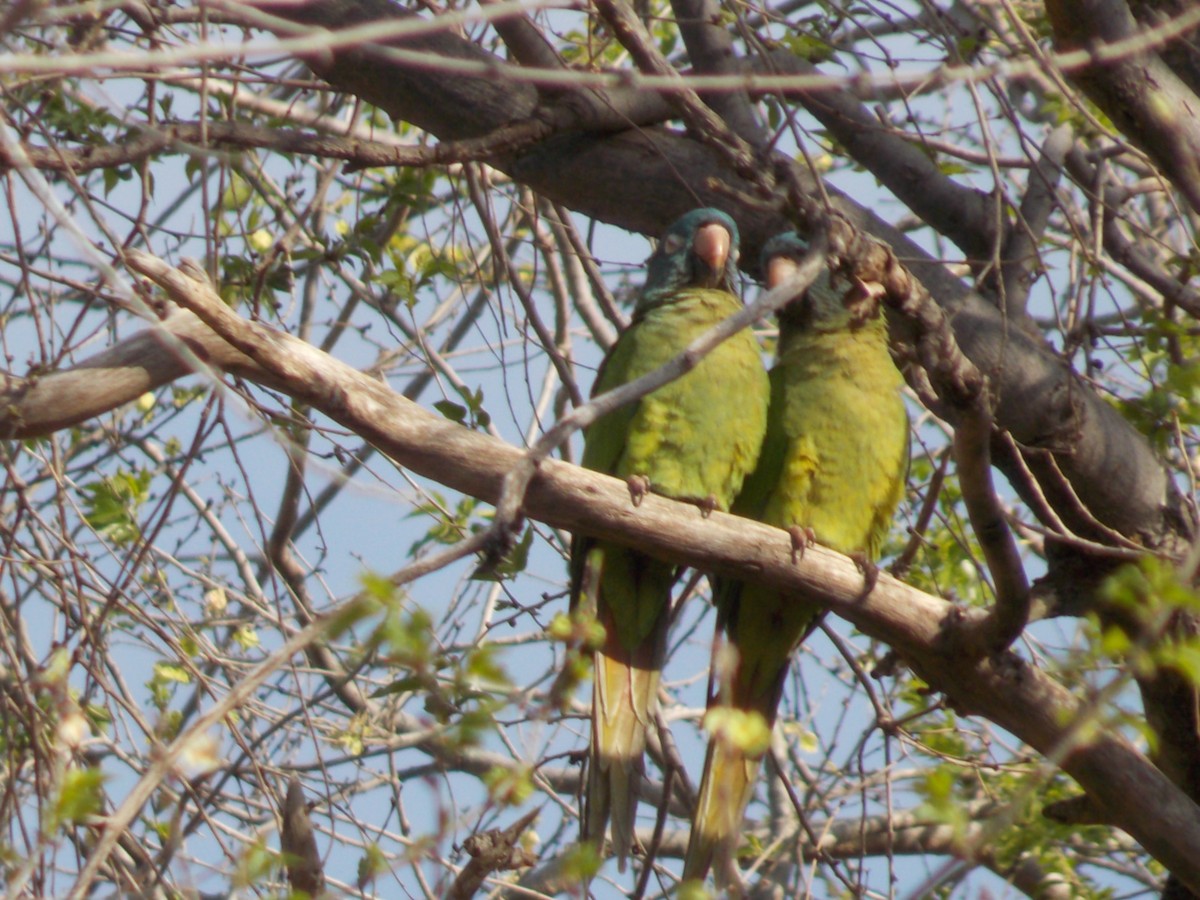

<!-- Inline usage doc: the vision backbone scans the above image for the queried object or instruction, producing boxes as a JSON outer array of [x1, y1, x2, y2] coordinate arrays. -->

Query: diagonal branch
[[1046, 0, 1200, 215], [670, 0, 767, 146]]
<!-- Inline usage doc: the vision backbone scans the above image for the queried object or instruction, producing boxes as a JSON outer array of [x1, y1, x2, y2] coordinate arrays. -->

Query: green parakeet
[[571, 208, 770, 867], [682, 232, 909, 887]]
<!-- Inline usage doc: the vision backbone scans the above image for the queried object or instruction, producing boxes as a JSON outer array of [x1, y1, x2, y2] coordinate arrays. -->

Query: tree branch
[[1046, 0, 1200, 215], [513, 805, 1129, 898], [757, 49, 1001, 267], [671, 0, 767, 146]]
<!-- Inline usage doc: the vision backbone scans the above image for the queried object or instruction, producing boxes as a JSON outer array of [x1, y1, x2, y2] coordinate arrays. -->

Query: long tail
[[584, 649, 660, 869], [576, 543, 675, 870], [682, 723, 763, 886], [683, 583, 821, 888]]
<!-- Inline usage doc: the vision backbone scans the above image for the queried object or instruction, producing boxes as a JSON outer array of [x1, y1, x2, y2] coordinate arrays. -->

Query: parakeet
[[682, 232, 909, 888], [571, 208, 770, 868]]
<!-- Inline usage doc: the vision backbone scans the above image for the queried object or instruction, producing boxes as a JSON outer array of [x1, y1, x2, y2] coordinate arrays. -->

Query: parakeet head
[[641, 208, 740, 304], [762, 231, 861, 333]]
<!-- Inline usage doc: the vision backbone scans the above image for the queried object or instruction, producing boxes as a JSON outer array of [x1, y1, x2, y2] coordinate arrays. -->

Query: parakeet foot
[[698, 493, 719, 518], [844, 276, 887, 325], [627, 474, 651, 507], [851, 552, 880, 591], [788, 525, 816, 563], [871, 649, 903, 678]]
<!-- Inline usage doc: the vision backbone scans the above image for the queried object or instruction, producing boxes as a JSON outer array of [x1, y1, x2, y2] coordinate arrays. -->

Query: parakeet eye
[[661, 233, 686, 256]]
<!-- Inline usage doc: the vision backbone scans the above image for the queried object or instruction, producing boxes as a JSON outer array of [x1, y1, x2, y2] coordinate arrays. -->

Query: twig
[[947, 402, 1032, 655]]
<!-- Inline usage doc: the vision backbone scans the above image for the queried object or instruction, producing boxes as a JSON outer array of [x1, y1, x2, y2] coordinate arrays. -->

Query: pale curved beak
[[692, 222, 732, 275], [766, 255, 801, 290]]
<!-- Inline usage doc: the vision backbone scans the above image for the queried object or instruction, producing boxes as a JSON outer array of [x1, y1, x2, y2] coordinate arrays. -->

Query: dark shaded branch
[[998, 122, 1074, 318], [1046, 0, 1200, 215], [478, 0, 564, 72], [950, 404, 1032, 654], [588, 0, 760, 190], [757, 49, 1001, 267], [671, 0, 767, 145], [1128, 0, 1200, 96]]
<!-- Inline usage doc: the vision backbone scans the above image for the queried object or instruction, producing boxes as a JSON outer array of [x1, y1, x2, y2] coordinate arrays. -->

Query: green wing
[[729, 366, 792, 521], [579, 325, 643, 477]]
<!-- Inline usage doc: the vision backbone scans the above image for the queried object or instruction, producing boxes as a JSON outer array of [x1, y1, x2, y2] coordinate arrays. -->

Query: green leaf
[[472, 527, 533, 581], [434, 400, 467, 424], [482, 764, 534, 806], [370, 674, 428, 697], [465, 645, 510, 688], [357, 843, 388, 890], [53, 767, 106, 829], [782, 32, 834, 63], [326, 593, 384, 642], [79, 469, 152, 546], [153, 661, 191, 685], [557, 842, 603, 882], [233, 835, 279, 888]]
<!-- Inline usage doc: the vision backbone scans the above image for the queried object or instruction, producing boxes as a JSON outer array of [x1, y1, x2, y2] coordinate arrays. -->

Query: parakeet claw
[[851, 552, 880, 591], [699, 494, 719, 518], [788, 525, 815, 563], [871, 649, 903, 679], [845, 276, 887, 326], [627, 474, 651, 506]]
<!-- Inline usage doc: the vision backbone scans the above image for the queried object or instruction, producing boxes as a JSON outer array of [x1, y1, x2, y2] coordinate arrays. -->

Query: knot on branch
[[861, 234, 988, 415], [448, 808, 540, 899]]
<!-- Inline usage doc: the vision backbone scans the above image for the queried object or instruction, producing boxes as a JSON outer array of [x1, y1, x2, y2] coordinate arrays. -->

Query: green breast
[[761, 319, 908, 557], [584, 288, 770, 511]]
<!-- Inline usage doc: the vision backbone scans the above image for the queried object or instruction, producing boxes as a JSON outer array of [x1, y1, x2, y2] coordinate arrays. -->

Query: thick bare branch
[[998, 123, 1074, 317], [671, 0, 767, 145], [758, 49, 1001, 266], [0, 308, 265, 439], [950, 403, 1032, 655], [1046, 0, 1200, 215]]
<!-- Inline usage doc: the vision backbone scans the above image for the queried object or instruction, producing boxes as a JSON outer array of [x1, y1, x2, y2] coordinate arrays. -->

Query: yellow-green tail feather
[[584, 650, 661, 869]]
